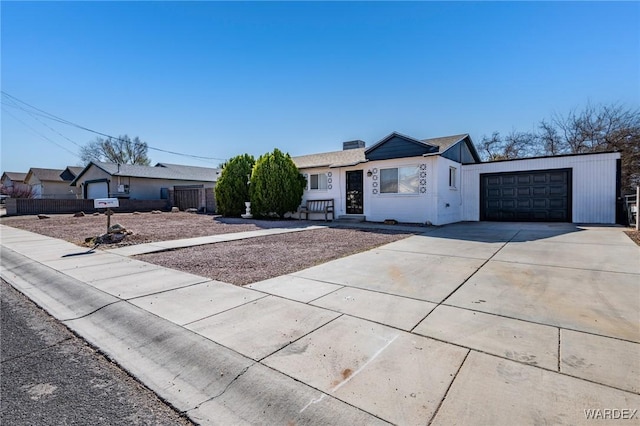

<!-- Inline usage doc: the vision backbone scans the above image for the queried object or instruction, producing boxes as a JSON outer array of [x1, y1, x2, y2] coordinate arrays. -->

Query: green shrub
[[250, 148, 305, 218], [214, 154, 255, 216]]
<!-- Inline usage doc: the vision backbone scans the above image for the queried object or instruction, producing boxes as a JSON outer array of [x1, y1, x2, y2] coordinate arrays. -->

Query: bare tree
[[0, 184, 35, 199], [478, 130, 540, 161], [478, 103, 639, 193], [80, 135, 151, 165]]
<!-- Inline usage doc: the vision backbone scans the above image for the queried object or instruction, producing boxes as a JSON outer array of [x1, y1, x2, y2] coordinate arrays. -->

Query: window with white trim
[[449, 166, 457, 188], [309, 173, 328, 190], [380, 166, 419, 194]]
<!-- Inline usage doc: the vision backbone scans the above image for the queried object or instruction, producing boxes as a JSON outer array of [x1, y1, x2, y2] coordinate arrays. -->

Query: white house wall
[[299, 157, 465, 225], [461, 152, 620, 224], [434, 157, 464, 225], [363, 157, 438, 224], [297, 167, 344, 220]]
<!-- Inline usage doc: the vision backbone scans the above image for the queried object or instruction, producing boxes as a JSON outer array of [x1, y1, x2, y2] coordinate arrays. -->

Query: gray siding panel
[[441, 139, 479, 164], [366, 136, 437, 161]]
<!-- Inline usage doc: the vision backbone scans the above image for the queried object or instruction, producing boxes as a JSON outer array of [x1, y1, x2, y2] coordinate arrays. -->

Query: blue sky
[[2, 1, 638, 172]]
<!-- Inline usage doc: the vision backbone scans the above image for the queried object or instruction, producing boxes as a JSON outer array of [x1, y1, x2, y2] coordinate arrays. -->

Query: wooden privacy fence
[[5, 198, 170, 216], [173, 187, 201, 211]]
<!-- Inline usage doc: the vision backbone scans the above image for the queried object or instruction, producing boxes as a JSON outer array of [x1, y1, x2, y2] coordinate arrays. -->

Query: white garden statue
[[241, 201, 253, 219]]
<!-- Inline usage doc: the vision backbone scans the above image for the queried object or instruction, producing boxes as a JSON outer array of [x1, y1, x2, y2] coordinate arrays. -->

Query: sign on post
[[94, 198, 119, 209], [94, 198, 119, 235]]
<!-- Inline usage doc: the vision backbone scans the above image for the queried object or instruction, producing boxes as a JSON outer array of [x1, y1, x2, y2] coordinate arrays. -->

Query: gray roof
[[155, 163, 220, 181], [26, 168, 66, 182], [421, 134, 469, 153], [1, 172, 27, 182], [71, 162, 219, 185], [65, 166, 84, 177], [292, 133, 472, 169], [292, 148, 367, 169]]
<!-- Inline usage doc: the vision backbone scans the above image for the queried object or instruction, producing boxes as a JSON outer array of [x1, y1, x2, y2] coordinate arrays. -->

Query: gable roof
[[292, 148, 367, 169], [421, 134, 468, 152], [71, 161, 219, 186], [65, 166, 84, 176], [365, 132, 438, 155], [1, 172, 27, 183], [421, 134, 482, 163], [60, 166, 84, 182], [293, 131, 481, 169], [25, 167, 66, 183]]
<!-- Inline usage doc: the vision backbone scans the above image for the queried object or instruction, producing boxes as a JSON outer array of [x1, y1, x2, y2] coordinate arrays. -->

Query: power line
[[2, 96, 83, 148], [1, 91, 228, 163], [2, 107, 81, 158]]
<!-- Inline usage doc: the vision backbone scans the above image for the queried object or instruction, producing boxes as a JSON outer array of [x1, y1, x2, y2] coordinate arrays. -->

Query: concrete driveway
[[1, 221, 639, 424]]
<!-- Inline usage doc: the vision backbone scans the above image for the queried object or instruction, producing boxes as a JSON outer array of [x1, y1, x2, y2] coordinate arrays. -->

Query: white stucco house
[[291, 132, 621, 225]]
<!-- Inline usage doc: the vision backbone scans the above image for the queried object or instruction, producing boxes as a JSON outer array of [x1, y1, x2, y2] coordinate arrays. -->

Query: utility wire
[[2, 107, 81, 158], [2, 96, 83, 148], [1, 91, 227, 162]]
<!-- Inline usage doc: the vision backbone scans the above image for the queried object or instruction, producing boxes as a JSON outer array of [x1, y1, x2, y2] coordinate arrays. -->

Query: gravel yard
[[137, 227, 413, 285], [0, 212, 306, 247], [1, 212, 417, 285]]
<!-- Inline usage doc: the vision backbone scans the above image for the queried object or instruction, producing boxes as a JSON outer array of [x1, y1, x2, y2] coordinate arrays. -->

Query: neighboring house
[[24, 167, 80, 199], [292, 132, 620, 225], [70, 162, 220, 212], [1, 172, 30, 196], [60, 166, 84, 182]]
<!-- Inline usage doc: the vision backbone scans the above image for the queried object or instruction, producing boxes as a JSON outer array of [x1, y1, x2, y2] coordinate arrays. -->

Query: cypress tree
[[250, 148, 305, 218]]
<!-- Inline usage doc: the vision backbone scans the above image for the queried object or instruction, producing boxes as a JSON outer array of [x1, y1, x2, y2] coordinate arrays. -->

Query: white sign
[[94, 198, 119, 208]]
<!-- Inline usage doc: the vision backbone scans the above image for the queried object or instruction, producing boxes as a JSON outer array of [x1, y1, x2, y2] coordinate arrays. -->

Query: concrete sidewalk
[[105, 224, 328, 256], [1, 222, 639, 424]]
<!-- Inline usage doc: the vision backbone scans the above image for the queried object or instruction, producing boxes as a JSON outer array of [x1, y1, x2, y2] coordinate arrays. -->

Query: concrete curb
[[1, 246, 119, 321], [1, 246, 386, 424]]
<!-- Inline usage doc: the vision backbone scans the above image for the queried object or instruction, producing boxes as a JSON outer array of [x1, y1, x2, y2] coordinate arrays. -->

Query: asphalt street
[[1, 279, 193, 426]]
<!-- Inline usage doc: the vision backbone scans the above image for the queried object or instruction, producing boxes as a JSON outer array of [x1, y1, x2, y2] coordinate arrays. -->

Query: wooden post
[[107, 208, 112, 234]]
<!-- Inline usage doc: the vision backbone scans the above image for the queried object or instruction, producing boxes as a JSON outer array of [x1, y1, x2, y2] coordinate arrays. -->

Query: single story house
[[291, 132, 620, 225], [1, 171, 30, 195], [70, 161, 220, 212], [24, 167, 82, 199]]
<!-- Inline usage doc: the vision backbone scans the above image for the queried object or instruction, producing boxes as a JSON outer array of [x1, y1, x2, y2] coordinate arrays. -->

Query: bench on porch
[[299, 199, 334, 221]]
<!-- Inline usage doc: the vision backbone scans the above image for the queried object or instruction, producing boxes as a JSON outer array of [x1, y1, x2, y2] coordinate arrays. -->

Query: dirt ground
[[625, 229, 640, 246], [1, 212, 416, 285]]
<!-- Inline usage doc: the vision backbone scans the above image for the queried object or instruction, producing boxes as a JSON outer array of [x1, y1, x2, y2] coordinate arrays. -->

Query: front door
[[346, 170, 363, 214]]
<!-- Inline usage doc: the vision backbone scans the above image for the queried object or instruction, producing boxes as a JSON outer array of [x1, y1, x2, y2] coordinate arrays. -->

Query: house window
[[309, 173, 328, 190], [449, 167, 457, 188], [380, 166, 419, 194]]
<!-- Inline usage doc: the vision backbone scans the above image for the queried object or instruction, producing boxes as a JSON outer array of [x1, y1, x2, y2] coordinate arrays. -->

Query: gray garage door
[[480, 169, 571, 222]]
